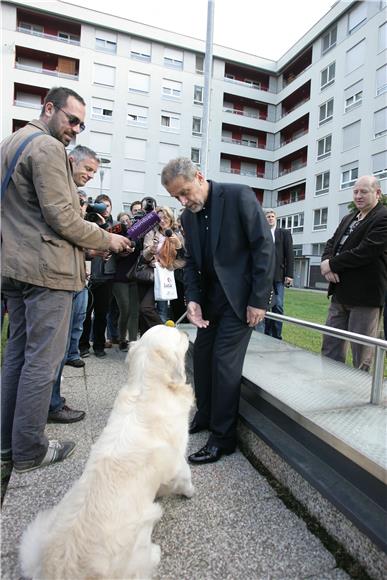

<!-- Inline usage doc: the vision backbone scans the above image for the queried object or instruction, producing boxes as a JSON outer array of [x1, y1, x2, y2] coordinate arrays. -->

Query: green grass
[[281, 288, 386, 375]]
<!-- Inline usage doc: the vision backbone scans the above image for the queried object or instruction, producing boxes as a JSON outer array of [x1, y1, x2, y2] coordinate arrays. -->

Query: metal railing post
[[371, 346, 385, 405]]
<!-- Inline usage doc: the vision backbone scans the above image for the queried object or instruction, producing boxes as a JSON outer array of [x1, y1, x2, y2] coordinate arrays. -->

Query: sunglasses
[[57, 107, 86, 132]]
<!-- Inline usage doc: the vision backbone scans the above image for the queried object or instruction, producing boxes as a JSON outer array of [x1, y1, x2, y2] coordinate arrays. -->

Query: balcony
[[277, 183, 306, 206], [278, 147, 308, 177], [221, 136, 267, 149], [221, 167, 265, 178], [223, 93, 268, 121], [13, 83, 48, 110], [278, 114, 309, 149], [282, 47, 312, 88], [15, 47, 79, 81], [17, 9, 80, 45], [224, 63, 271, 93], [280, 81, 311, 118]]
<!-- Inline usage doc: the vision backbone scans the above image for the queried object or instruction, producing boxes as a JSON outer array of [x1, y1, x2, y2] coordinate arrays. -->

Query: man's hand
[[187, 301, 209, 328], [284, 277, 293, 287], [246, 306, 266, 328], [108, 233, 133, 254], [320, 259, 340, 283]]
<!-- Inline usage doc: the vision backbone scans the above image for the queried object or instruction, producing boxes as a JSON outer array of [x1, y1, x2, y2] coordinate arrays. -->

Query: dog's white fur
[[20, 325, 194, 580]]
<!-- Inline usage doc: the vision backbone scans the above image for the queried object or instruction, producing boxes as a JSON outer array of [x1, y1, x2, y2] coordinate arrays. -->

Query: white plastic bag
[[154, 263, 177, 301]]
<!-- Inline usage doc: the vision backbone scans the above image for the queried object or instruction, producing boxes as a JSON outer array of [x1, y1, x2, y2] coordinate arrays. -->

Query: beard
[[186, 202, 204, 213]]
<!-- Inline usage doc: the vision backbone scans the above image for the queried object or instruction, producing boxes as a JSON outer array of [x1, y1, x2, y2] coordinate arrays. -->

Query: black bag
[[127, 255, 154, 284]]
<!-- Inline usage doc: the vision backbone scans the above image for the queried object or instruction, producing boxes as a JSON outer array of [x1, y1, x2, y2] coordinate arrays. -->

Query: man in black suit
[[321, 175, 387, 371], [161, 158, 274, 464], [264, 208, 294, 340]]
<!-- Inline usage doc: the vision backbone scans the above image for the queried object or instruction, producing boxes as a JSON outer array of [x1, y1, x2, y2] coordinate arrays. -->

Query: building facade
[[1, 0, 386, 287]]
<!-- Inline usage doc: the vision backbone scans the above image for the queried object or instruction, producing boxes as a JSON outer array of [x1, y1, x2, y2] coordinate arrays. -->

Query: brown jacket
[[1, 120, 110, 291]]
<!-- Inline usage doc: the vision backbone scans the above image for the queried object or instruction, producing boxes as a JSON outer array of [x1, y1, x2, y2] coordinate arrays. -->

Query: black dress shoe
[[188, 444, 234, 464], [188, 418, 209, 434]]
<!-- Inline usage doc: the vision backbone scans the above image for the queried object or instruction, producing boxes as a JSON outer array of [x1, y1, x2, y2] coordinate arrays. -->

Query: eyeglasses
[[57, 107, 85, 132]]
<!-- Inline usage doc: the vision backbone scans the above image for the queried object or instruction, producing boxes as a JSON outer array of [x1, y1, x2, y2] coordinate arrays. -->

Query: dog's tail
[[19, 509, 52, 579]]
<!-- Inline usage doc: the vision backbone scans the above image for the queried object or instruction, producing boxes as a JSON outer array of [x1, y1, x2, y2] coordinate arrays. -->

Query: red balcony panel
[[17, 9, 81, 39]]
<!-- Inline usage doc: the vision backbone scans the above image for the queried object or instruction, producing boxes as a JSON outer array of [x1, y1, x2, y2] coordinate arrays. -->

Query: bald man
[[320, 175, 387, 371]]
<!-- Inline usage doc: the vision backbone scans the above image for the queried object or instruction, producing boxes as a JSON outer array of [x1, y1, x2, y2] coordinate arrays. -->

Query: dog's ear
[[153, 348, 186, 387]]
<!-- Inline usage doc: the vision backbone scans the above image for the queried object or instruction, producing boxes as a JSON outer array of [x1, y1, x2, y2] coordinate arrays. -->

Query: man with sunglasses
[[1, 87, 132, 473]]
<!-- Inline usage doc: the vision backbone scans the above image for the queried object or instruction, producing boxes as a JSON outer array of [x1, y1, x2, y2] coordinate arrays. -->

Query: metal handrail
[[265, 311, 386, 405]]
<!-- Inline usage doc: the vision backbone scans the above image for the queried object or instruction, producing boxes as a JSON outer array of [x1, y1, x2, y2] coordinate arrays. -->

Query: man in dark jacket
[[264, 208, 294, 339], [320, 175, 387, 371], [162, 158, 274, 464]]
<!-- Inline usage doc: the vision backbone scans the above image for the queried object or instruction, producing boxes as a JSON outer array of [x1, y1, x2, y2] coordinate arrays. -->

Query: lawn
[[281, 288, 386, 375]]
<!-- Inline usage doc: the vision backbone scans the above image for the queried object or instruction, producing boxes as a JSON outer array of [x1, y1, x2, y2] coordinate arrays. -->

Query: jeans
[[156, 300, 170, 323], [264, 281, 285, 340], [50, 288, 88, 412], [66, 288, 88, 362], [112, 282, 139, 342], [1, 278, 72, 462]]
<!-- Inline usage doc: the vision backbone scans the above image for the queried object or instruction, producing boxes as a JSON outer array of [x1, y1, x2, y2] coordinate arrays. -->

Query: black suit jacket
[[322, 202, 387, 307], [273, 228, 294, 282], [181, 181, 274, 321]]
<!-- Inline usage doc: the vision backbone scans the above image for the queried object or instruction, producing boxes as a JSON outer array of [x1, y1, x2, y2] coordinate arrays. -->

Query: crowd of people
[[1, 85, 386, 473]]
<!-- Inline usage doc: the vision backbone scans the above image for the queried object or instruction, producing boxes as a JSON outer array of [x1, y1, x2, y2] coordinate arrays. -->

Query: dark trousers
[[138, 283, 162, 336], [1, 278, 72, 462], [193, 299, 252, 451], [80, 281, 112, 352]]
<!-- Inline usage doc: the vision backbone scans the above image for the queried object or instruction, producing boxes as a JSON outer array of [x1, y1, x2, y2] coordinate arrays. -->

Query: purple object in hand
[[125, 211, 160, 241]]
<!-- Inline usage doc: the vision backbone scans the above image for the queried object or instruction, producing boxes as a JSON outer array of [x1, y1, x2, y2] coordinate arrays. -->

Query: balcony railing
[[16, 26, 80, 45], [282, 65, 311, 88], [277, 194, 306, 206], [279, 162, 307, 176], [220, 167, 265, 178], [15, 62, 79, 80], [14, 99, 41, 109], [222, 107, 267, 120], [224, 77, 271, 92], [281, 97, 310, 118], [221, 136, 266, 149]]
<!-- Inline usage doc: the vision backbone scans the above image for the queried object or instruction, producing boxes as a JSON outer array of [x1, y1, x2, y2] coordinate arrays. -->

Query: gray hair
[[264, 208, 276, 216], [161, 157, 198, 187], [69, 145, 99, 164]]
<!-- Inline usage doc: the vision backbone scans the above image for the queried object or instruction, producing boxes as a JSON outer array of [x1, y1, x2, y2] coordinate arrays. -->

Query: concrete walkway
[[1, 344, 349, 579]]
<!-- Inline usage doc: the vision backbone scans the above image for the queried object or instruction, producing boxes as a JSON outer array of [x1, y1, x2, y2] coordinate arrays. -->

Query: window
[[315, 171, 330, 195], [127, 104, 148, 126], [321, 62, 335, 89], [159, 142, 179, 164], [372, 150, 387, 179], [376, 65, 387, 96], [348, 3, 367, 34], [317, 135, 332, 160], [91, 97, 113, 121], [344, 80, 363, 112], [193, 85, 203, 104], [58, 31, 79, 43], [192, 117, 202, 135], [93, 63, 116, 87], [164, 47, 183, 69], [95, 29, 117, 53], [19, 21, 43, 34], [312, 243, 325, 257], [321, 25, 337, 54], [313, 208, 328, 231], [374, 107, 387, 138], [90, 131, 112, 154], [277, 213, 304, 234], [378, 22, 387, 52], [345, 40, 365, 75], [125, 137, 146, 160], [319, 98, 334, 125], [161, 79, 182, 99], [195, 54, 204, 74], [128, 71, 150, 93], [341, 164, 358, 189], [191, 148, 201, 164], [130, 38, 151, 62], [343, 121, 361, 150], [160, 111, 180, 132], [123, 170, 145, 193]]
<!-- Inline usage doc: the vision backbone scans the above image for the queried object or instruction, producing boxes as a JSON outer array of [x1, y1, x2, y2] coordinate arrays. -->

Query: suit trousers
[[1, 278, 72, 462], [193, 301, 252, 451], [322, 297, 381, 371]]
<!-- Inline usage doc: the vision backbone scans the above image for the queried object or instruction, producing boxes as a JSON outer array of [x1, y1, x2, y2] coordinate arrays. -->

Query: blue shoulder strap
[[1, 131, 42, 199]]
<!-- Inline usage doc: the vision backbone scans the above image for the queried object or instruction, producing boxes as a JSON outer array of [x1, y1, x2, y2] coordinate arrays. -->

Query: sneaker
[[65, 358, 85, 368], [94, 349, 106, 358], [119, 340, 129, 352], [13, 440, 76, 473], [47, 405, 86, 424], [80, 348, 90, 358]]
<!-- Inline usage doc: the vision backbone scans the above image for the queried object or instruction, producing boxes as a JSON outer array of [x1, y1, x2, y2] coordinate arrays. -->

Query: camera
[[132, 196, 157, 222], [84, 199, 107, 225]]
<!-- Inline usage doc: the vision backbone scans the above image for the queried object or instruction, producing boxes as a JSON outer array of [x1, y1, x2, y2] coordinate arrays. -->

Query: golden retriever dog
[[20, 325, 194, 580]]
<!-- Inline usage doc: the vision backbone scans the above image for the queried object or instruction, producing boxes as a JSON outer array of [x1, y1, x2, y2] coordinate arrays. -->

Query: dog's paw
[[182, 484, 195, 498]]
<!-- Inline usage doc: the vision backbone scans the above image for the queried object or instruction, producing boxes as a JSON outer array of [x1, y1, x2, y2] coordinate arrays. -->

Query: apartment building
[[1, 0, 386, 287]]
